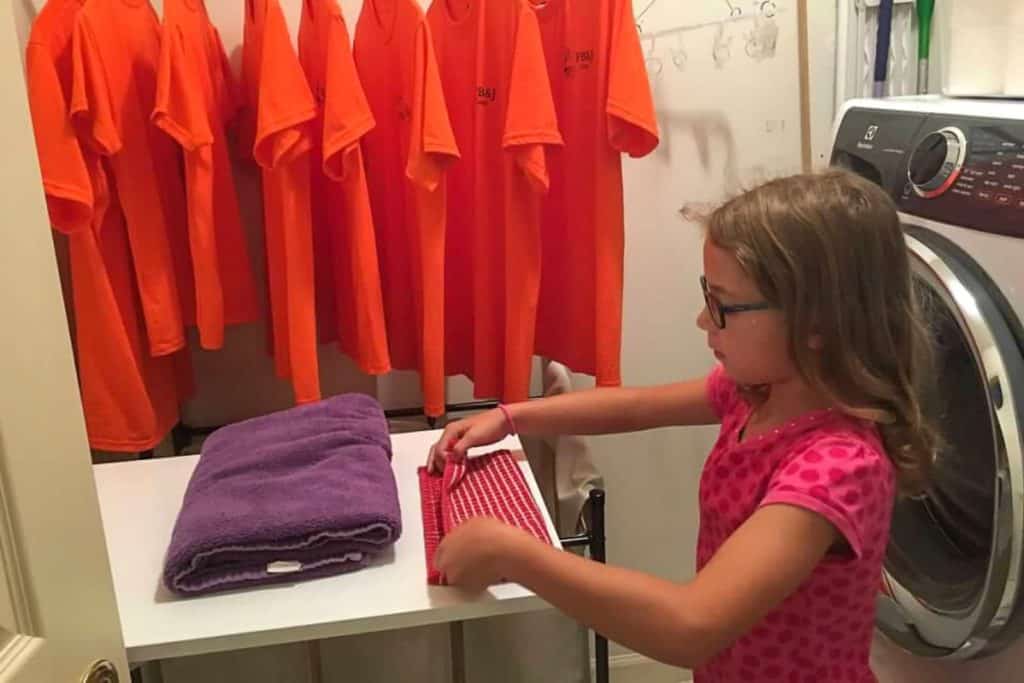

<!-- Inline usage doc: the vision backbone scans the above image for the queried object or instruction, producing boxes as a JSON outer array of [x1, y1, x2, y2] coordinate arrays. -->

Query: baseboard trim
[[593, 652, 692, 683]]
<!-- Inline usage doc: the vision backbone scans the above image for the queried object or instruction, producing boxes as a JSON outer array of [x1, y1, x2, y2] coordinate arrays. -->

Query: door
[[0, 1, 128, 681], [877, 223, 1024, 660]]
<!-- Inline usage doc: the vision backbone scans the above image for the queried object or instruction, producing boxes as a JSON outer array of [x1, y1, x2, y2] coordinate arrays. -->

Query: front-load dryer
[[831, 97, 1024, 659]]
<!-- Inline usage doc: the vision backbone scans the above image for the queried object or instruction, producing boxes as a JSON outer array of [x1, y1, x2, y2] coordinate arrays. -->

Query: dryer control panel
[[832, 107, 1024, 239]]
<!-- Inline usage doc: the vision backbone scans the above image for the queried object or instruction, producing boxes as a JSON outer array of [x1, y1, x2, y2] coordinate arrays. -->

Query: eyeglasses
[[700, 276, 774, 329]]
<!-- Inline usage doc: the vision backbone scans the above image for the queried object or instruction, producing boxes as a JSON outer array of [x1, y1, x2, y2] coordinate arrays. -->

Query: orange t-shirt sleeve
[[153, 26, 215, 151], [322, 13, 375, 182], [503, 3, 562, 193], [252, 2, 317, 169], [405, 20, 459, 192], [69, 17, 121, 157], [25, 43, 93, 234], [606, 0, 658, 157]]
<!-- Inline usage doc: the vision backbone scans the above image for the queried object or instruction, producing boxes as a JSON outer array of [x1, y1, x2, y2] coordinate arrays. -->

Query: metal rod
[[588, 490, 607, 562], [559, 533, 591, 548], [171, 422, 189, 454], [588, 489, 609, 683]]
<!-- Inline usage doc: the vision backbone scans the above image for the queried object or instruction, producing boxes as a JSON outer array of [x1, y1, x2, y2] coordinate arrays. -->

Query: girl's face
[[697, 239, 796, 386]]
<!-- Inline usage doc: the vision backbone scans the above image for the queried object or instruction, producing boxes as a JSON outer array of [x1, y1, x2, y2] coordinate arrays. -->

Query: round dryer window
[[877, 224, 1024, 659]]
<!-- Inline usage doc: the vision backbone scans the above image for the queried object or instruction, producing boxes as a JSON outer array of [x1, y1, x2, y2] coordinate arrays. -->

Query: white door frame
[[0, 0, 128, 680]]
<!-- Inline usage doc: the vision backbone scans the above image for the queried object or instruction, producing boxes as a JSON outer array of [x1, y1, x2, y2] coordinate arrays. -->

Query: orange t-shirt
[[354, 0, 459, 417], [298, 0, 390, 376], [240, 0, 320, 404], [153, 0, 260, 350], [27, 0, 187, 451], [70, 0, 193, 357], [531, 0, 658, 386], [428, 0, 562, 404]]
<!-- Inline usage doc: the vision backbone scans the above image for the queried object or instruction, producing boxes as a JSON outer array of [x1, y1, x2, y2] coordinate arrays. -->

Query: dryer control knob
[[908, 126, 968, 199]]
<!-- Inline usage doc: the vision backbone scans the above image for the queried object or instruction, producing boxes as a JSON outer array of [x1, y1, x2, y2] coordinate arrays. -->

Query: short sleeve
[[153, 25, 215, 151], [26, 43, 93, 234], [70, 16, 121, 156], [759, 437, 895, 559], [322, 13, 375, 182], [405, 20, 459, 192], [252, 0, 317, 169], [705, 363, 739, 419], [502, 3, 562, 193], [606, 0, 658, 157]]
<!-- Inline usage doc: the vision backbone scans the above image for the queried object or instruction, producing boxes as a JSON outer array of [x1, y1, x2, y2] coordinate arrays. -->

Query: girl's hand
[[426, 408, 511, 473], [434, 517, 532, 591]]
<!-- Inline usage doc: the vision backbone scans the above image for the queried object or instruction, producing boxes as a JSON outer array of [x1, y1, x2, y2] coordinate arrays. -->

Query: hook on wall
[[712, 22, 732, 68], [671, 33, 687, 71], [643, 35, 663, 78]]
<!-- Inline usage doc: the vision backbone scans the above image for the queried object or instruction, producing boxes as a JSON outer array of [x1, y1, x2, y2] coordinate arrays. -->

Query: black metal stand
[[561, 489, 609, 683]]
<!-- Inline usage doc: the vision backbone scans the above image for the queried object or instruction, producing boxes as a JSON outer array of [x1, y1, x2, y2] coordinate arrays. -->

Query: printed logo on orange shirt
[[563, 49, 595, 77], [476, 86, 496, 105]]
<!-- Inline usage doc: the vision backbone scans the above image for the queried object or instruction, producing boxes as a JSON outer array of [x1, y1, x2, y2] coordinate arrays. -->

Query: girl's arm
[[435, 504, 838, 669], [508, 377, 719, 436], [428, 377, 718, 470]]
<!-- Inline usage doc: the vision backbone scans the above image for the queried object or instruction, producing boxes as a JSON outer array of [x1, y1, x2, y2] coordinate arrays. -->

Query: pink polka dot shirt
[[695, 365, 895, 683]]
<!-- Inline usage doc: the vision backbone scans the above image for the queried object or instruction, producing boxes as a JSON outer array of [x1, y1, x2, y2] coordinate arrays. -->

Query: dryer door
[[878, 224, 1024, 659]]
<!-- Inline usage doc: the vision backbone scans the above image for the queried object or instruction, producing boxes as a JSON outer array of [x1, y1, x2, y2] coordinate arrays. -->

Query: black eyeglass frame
[[700, 276, 774, 329]]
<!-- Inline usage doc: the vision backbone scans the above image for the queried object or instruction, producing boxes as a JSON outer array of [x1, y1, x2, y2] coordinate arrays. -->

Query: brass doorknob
[[81, 660, 118, 683]]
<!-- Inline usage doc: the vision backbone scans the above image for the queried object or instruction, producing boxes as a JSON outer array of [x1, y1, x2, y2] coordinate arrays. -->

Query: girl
[[426, 169, 936, 682]]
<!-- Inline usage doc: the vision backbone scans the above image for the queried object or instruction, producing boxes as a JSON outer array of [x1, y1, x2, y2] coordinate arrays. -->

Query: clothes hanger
[[671, 33, 687, 71], [635, 0, 658, 34], [712, 22, 732, 68], [644, 35, 663, 78]]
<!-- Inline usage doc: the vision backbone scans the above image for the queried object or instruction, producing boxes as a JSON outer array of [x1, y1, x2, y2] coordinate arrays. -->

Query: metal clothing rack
[[153, 398, 612, 683]]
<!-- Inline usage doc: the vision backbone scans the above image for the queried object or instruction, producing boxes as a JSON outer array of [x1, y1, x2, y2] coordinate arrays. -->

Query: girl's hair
[[705, 168, 936, 496]]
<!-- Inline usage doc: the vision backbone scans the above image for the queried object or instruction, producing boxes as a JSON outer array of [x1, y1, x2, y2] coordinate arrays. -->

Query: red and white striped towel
[[418, 450, 552, 585]]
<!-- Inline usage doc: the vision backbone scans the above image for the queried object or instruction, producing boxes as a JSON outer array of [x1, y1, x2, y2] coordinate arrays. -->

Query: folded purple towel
[[163, 393, 401, 596]]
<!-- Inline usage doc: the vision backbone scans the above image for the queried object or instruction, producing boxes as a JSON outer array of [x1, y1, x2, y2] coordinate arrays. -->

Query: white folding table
[[93, 431, 561, 680]]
